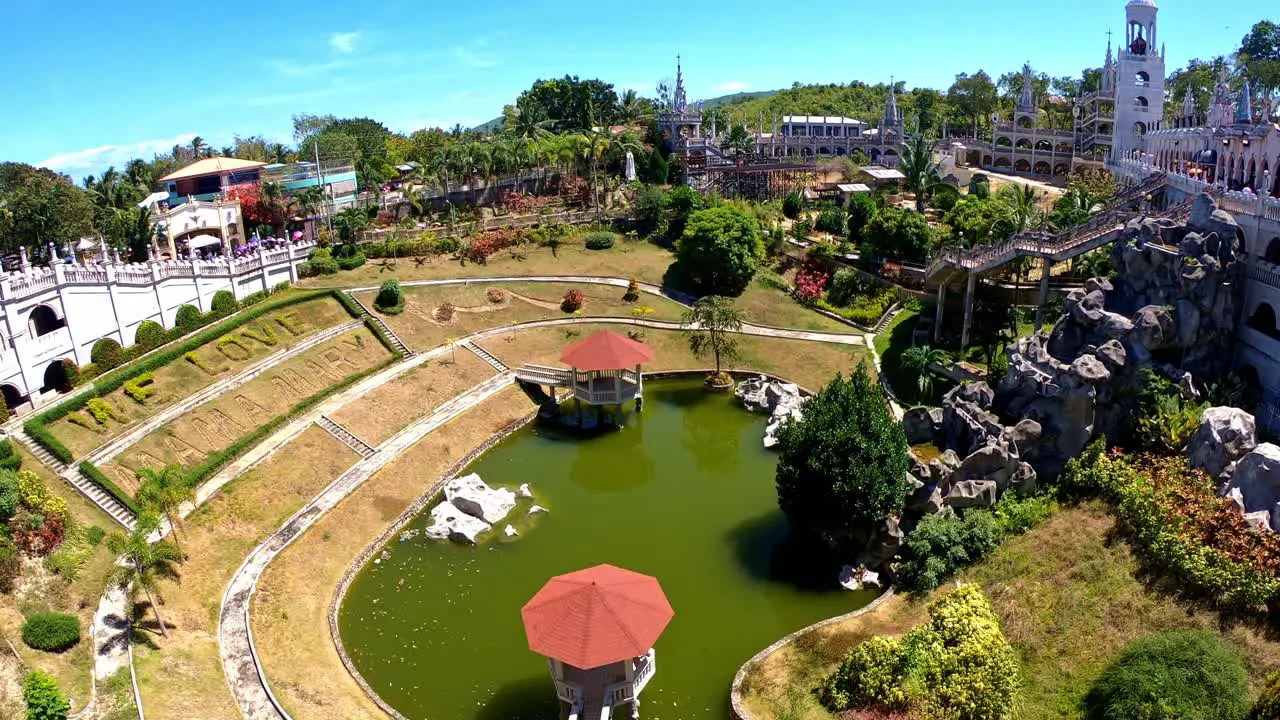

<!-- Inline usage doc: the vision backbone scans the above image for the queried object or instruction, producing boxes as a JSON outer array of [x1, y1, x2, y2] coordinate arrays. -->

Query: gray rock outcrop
[[1188, 406, 1257, 479], [737, 375, 808, 448], [445, 473, 517, 524], [1222, 444, 1280, 530], [425, 501, 492, 544]]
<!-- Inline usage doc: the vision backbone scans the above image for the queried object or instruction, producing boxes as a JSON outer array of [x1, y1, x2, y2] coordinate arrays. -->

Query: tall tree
[[515, 76, 620, 131], [106, 514, 183, 639], [135, 465, 194, 558], [1238, 21, 1280, 119], [0, 163, 95, 255], [947, 71, 999, 131], [898, 135, 958, 213]]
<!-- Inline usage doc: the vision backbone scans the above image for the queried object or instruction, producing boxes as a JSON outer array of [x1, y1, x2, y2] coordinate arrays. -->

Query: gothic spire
[[883, 77, 899, 127], [1182, 88, 1195, 119], [1105, 31, 1114, 67], [1017, 62, 1036, 112], [674, 54, 687, 112]]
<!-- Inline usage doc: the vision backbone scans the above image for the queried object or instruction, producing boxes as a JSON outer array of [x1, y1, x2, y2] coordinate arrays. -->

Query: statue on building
[[1130, 27, 1147, 55]]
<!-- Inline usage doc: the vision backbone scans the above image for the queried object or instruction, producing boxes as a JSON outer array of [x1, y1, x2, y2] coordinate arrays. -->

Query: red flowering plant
[[9, 508, 64, 556], [561, 289, 585, 312], [464, 229, 523, 263], [792, 259, 831, 306]]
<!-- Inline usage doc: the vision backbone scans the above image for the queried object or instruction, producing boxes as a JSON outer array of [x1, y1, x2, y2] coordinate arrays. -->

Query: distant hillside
[[466, 89, 782, 133], [705, 82, 904, 127]]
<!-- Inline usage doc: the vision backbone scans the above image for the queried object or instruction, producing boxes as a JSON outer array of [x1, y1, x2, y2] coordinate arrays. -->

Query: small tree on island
[[135, 464, 195, 558], [683, 296, 744, 385], [775, 365, 912, 553]]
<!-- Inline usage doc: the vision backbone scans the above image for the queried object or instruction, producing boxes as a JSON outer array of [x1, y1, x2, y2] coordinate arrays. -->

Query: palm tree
[[615, 90, 654, 126], [135, 465, 194, 557], [290, 186, 326, 219], [898, 135, 958, 213], [901, 345, 949, 399], [505, 105, 555, 141], [334, 206, 370, 243], [190, 136, 208, 159], [997, 184, 1042, 233], [107, 514, 183, 639]]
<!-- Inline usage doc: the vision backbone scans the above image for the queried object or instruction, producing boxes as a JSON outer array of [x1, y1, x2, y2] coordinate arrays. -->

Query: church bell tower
[[1111, 0, 1165, 161]]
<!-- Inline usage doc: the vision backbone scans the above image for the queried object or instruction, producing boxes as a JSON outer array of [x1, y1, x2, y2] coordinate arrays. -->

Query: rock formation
[[736, 375, 807, 448], [426, 473, 519, 544]]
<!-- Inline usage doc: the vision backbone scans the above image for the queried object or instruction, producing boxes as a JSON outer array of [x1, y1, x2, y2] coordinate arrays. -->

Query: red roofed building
[[522, 564, 673, 719], [514, 330, 652, 427]]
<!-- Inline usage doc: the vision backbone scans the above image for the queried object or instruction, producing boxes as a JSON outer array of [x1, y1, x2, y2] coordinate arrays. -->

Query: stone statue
[[624, 151, 636, 182]]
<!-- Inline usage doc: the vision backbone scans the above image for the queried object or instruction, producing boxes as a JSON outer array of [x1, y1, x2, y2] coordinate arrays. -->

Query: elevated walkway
[[514, 364, 641, 406]]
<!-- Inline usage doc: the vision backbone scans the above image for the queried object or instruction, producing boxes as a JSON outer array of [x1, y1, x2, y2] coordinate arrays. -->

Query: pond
[[337, 378, 876, 719]]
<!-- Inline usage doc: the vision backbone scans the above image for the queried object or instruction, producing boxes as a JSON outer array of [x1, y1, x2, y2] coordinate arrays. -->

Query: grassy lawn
[[253, 388, 536, 720], [873, 308, 957, 406], [365, 281, 687, 353], [739, 503, 1280, 720], [0, 448, 119, 717], [131, 426, 358, 720], [50, 296, 353, 459], [300, 239, 678, 289], [481, 323, 869, 392], [99, 326, 390, 495], [329, 352, 496, 446], [736, 279, 859, 334]]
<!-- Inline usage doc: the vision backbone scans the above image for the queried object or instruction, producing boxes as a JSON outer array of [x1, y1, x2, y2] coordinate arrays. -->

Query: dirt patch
[[130, 426, 357, 720]]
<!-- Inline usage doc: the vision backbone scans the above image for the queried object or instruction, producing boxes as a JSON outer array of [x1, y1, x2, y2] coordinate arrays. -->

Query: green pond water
[[338, 379, 876, 720]]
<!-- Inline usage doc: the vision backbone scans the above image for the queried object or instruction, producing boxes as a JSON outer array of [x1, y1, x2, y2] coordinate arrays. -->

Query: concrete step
[[462, 342, 509, 372], [315, 416, 376, 458]]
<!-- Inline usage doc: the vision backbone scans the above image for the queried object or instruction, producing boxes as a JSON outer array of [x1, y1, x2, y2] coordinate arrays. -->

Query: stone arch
[[1247, 158, 1257, 190], [1014, 159, 1031, 172], [1035, 140, 1053, 152], [801, 147, 813, 157], [1053, 163, 1070, 176], [870, 148, 881, 162], [995, 136, 1013, 148], [1016, 115, 1034, 129], [0, 384, 24, 410], [41, 359, 69, 393], [817, 147, 831, 155], [982, 154, 993, 166], [1133, 121, 1147, 135], [1015, 138, 1033, 150], [28, 304, 64, 338], [965, 149, 981, 166], [1033, 161, 1051, 176], [1134, 95, 1149, 109], [1099, 123, 1113, 135], [1248, 301, 1280, 339], [835, 147, 847, 156], [1266, 237, 1280, 265], [1136, 70, 1150, 85], [1055, 142, 1072, 153], [994, 156, 1012, 168]]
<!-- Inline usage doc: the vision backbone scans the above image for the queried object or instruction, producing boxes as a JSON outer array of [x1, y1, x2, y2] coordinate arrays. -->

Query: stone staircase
[[314, 416, 375, 458], [344, 291, 413, 357], [462, 342, 510, 372], [13, 430, 136, 530]]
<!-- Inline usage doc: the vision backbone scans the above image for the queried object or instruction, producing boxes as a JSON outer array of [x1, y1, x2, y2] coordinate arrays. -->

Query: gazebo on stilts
[[521, 564, 674, 720], [514, 330, 653, 428]]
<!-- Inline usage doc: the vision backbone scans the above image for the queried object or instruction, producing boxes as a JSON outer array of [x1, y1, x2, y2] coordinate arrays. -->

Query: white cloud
[[37, 133, 198, 174], [716, 81, 749, 93], [328, 32, 359, 53]]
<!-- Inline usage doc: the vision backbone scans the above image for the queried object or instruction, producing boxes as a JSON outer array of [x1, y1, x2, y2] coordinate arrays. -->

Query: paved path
[[218, 372, 514, 720]]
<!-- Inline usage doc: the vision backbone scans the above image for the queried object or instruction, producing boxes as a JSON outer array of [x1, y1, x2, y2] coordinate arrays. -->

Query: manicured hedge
[[175, 304, 202, 331], [0, 440, 21, 471], [210, 290, 237, 317], [134, 320, 165, 350], [90, 338, 125, 371], [78, 461, 139, 514], [374, 279, 405, 315], [1085, 630, 1249, 720], [21, 611, 81, 652]]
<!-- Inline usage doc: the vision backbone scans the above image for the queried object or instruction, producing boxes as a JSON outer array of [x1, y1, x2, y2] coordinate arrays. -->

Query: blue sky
[[0, 0, 1267, 178]]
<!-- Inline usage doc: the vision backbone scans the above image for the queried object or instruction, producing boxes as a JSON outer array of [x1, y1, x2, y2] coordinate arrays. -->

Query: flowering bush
[[561, 289, 585, 313], [10, 507, 64, 555], [486, 287, 506, 304], [1061, 441, 1280, 610], [623, 278, 640, 302], [464, 229, 522, 263], [792, 261, 830, 306], [823, 585, 1019, 719]]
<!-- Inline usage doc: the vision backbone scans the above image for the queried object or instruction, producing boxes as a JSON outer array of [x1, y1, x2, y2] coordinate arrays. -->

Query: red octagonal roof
[[521, 564, 673, 669], [559, 330, 653, 371]]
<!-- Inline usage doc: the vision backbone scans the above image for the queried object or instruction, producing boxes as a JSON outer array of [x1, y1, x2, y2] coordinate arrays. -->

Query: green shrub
[[305, 247, 340, 275], [1253, 672, 1280, 720], [175, 304, 202, 332], [374, 279, 404, 315], [78, 462, 139, 514], [1085, 630, 1249, 720], [85, 526, 105, 546], [21, 612, 81, 652], [782, 190, 802, 219], [0, 469, 20, 523], [584, 232, 615, 250], [22, 670, 68, 720], [58, 359, 79, 390], [240, 290, 269, 307], [0, 536, 18, 593], [0, 440, 20, 472], [210, 290, 237, 317], [814, 208, 847, 236], [134, 320, 166, 351], [823, 585, 1018, 719]]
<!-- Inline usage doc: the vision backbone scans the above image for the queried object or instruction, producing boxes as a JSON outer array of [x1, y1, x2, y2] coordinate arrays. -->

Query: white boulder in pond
[[505, 525, 519, 537], [519, 483, 533, 498], [445, 473, 517, 524], [425, 501, 491, 544], [838, 565, 882, 591], [528, 504, 548, 514]]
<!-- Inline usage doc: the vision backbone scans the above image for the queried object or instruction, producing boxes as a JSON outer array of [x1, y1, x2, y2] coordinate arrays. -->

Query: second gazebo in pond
[[515, 329, 653, 427]]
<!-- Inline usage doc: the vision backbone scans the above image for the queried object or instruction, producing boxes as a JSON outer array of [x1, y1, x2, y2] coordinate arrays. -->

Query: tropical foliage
[[682, 296, 745, 379], [1085, 630, 1249, 720], [675, 206, 764, 296]]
